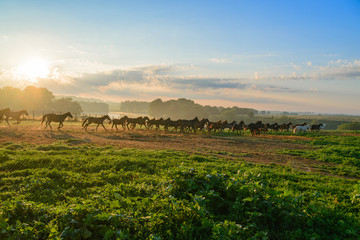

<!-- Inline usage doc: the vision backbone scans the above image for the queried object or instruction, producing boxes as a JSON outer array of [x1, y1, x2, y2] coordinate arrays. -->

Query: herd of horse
[[0, 108, 326, 135], [107, 116, 326, 135]]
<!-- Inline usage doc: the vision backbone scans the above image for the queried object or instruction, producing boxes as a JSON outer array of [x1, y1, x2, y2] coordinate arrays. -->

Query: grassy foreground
[[0, 133, 360, 239]]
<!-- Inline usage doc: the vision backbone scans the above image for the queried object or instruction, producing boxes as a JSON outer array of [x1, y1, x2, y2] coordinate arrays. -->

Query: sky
[[0, 0, 360, 114]]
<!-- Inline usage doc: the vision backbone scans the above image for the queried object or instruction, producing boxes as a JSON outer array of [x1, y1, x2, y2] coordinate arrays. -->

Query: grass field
[[0, 121, 360, 239]]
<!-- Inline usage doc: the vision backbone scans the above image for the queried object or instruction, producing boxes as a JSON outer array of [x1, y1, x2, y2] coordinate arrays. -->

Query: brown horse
[[125, 116, 150, 130], [82, 115, 111, 131], [41, 112, 73, 129], [109, 116, 127, 131], [2, 109, 28, 126], [0, 108, 10, 123], [232, 121, 245, 135]]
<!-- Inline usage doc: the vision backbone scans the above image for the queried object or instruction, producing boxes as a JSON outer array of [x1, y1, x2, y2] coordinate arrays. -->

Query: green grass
[[1, 139, 360, 239], [279, 133, 360, 177]]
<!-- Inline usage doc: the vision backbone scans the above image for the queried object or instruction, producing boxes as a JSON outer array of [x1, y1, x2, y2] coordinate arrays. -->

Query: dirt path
[[0, 123, 345, 177]]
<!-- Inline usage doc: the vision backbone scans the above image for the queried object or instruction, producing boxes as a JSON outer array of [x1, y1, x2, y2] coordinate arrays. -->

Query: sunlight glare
[[14, 57, 50, 83]]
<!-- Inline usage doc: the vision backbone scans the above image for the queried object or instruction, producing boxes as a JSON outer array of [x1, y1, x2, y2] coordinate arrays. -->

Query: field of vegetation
[[0, 122, 360, 239]]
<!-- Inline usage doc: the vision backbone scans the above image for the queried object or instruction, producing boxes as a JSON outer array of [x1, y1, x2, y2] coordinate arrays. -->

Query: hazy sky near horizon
[[0, 0, 360, 114]]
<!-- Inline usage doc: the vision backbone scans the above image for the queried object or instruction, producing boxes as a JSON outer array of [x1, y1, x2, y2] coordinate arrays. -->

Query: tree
[[247, 111, 255, 118], [0, 86, 22, 109], [148, 99, 164, 118], [21, 86, 54, 113], [337, 122, 360, 130], [0, 85, 54, 114], [49, 98, 82, 115]]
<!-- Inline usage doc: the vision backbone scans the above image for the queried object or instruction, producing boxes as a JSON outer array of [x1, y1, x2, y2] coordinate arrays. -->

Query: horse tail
[[82, 118, 89, 127], [41, 114, 47, 125]]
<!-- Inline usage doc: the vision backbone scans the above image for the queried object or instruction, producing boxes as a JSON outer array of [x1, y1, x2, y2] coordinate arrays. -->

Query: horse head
[[67, 112, 73, 118], [1, 108, 10, 114]]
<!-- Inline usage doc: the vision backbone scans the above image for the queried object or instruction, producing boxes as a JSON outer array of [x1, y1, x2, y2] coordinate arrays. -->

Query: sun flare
[[14, 57, 50, 82]]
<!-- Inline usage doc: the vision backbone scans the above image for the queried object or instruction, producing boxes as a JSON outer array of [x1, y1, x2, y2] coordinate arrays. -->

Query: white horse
[[293, 124, 311, 134]]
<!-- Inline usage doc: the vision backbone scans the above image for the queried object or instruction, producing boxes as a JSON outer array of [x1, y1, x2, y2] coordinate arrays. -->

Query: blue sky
[[0, 0, 360, 114]]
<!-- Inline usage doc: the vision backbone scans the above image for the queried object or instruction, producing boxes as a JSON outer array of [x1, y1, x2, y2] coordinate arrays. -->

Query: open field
[[1, 120, 359, 177], [1, 121, 360, 239]]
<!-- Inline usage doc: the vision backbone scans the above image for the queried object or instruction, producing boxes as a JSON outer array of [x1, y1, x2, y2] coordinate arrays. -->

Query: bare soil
[[0, 122, 345, 177]]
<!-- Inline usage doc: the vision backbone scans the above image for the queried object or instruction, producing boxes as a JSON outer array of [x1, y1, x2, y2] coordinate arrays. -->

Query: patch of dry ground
[[0, 122, 342, 177]]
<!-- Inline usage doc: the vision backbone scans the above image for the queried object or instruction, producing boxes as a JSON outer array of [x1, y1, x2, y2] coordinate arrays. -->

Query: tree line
[[1, 86, 256, 121], [148, 98, 258, 121], [0, 86, 108, 116], [119, 98, 258, 121]]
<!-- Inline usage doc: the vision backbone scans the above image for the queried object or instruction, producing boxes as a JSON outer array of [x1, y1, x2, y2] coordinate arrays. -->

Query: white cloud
[[290, 62, 301, 70], [209, 58, 232, 63], [314, 59, 360, 80]]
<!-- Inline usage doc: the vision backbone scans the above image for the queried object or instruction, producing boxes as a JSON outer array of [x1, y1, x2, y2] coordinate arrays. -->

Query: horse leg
[[101, 123, 107, 131], [5, 117, 10, 127], [96, 124, 100, 131]]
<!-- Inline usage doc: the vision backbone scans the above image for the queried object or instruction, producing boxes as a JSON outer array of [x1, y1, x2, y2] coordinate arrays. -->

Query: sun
[[14, 57, 50, 83]]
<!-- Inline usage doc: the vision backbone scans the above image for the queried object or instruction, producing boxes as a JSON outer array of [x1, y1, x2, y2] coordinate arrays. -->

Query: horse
[[265, 123, 279, 132], [244, 121, 267, 136], [137, 116, 150, 129], [110, 116, 128, 131], [125, 116, 148, 130], [2, 109, 28, 126], [82, 115, 111, 131], [0, 108, 10, 123], [232, 121, 245, 135], [311, 123, 326, 131], [279, 122, 292, 132], [223, 120, 237, 132], [178, 117, 200, 133], [41, 112, 73, 129], [147, 118, 161, 130], [162, 118, 180, 132], [293, 124, 311, 134], [207, 120, 223, 133], [195, 118, 209, 133]]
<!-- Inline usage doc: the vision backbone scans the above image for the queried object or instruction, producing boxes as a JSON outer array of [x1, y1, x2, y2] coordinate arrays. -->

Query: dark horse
[[1, 109, 28, 126], [82, 115, 111, 131], [41, 112, 73, 129]]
